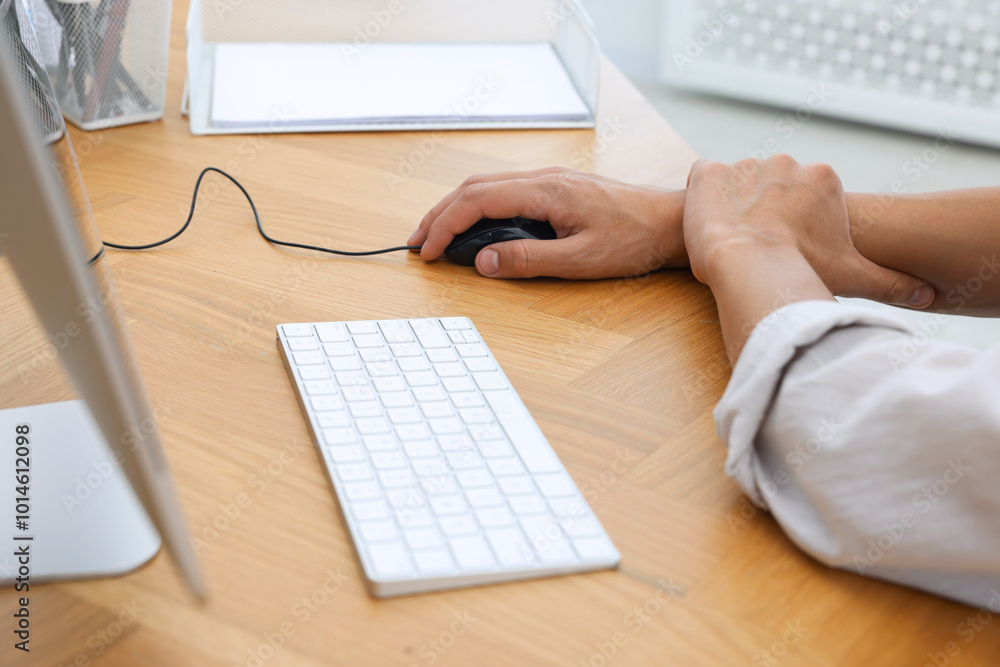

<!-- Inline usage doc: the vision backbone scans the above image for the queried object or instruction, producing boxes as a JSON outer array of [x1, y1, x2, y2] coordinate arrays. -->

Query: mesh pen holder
[[25, 0, 172, 130]]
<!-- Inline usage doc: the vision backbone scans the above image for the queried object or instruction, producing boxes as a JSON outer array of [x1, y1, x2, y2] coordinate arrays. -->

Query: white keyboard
[[276, 317, 620, 597], [662, 0, 1000, 147]]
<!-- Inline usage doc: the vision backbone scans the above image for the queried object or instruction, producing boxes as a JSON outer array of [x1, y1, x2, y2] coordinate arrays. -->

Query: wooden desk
[[3, 2, 998, 665]]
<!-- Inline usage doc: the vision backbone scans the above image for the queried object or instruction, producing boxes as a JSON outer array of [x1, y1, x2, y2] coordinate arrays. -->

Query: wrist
[[699, 235, 801, 287], [647, 187, 688, 268]]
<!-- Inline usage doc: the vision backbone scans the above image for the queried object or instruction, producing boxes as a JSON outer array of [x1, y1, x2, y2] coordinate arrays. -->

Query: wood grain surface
[[2, 2, 998, 665]]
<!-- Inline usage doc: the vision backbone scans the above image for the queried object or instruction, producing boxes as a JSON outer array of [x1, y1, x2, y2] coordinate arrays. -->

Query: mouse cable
[[89, 167, 421, 264]]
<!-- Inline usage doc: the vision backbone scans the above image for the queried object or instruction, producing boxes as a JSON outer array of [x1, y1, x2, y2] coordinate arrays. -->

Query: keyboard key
[[379, 469, 415, 488], [347, 321, 378, 334], [396, 424, 431, 441], [336, 463, 373, 481], [336, 371, 368, 386], [564, 515, 604, 538], [353, 334, 383, 348], [498, 476, 535, 496], [430, 494, 467, 515], [464, 358, 497, 373], [343, 386, 376, 401], [439, 515, 478, 536], [442, 377, 475, 393], [411, 457, 449, 477], [427, 348, 458, 363], [357, 418, 390, 434], [349, 402, 383, 418], [487, 458, 524, 476], [456, 343, 487, 358], [402, 440, 438, 458], [459, 407, 493, 424], [411, 318, 450, 348], [281, 323, 312, 337], [420, 401, 454, 418], [323, 428, 356, 446], [478, 439, 514, 458], [440, 317, 471, 331], [413, 386, 445, 402], [310, 395, 343, 411], [381, 392, 413, 408], [299, 365, 331, 380], [366, 542, 412, 576], [509, 495, 547, 515], [397, 508, 435, 528], [476, 507, 515, 527], [390, 343, 422, 357], [398, 357, 430, 372], [363, 434, 397, 451], [288, 337, 319, 351], [304, 380, 336, 395], [370, 451, 406, 469], [429, 418, 465, 435], [315, 323, 349, 342], [473, 372, 506, 391], [413, 549, 454, 574], [330, 356, 362, 371], [360, 348, 392, 363], [484, 391, 561, 473], [456, 470, 493, 488], [352, 501, 389, 521], [379, 320, 415, 343], [405, 371, 438, 387], [434, 362, 466, 377], [450, 393, 483, 408], [328, 445, 365, 463], [324, 342, 355, 356], [466, 488, 503, 508], [359, 521, 397, 542], [293, 351, 324, 365], [446, 450, 483, 470], [486, 528, 533, 567], [388, 407, 422, 424], [404, 529, 443, 550], [374, 377, 406, 393], [366, 362, 397, 377], [449, 536, 496, 570], [345, 482, 380, 501], [317, 411, 350, 429]]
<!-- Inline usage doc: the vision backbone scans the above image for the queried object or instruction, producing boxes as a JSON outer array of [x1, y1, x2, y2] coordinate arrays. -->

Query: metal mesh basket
[[2, 0, 62, 142], [23, 0, 172, 130]]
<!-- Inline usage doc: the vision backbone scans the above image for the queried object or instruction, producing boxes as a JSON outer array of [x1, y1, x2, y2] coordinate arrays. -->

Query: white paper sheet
[[210, 42, 590, 128]]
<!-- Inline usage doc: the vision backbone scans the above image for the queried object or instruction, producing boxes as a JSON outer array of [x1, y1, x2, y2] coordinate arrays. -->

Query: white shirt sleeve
[[715, 300, 1000, 609]]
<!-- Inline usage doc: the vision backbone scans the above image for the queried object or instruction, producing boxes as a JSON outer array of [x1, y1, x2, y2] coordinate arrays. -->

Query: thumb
[[847, 258, 935, 309], [474, 237, 585, 279]]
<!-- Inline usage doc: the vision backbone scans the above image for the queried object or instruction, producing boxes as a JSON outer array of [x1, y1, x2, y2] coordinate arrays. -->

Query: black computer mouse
[[443, 217, 557, 267]]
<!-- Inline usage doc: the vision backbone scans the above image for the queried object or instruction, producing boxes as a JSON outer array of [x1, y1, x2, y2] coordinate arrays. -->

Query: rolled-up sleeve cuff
[[714, 300, 916, 507]]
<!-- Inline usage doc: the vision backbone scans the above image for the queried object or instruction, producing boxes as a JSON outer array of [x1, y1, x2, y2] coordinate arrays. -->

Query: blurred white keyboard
[[662, 0, 1000, 147], [277, 317, 620, 597]]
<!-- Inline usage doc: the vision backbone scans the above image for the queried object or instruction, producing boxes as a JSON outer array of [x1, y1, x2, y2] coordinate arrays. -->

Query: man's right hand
[[408, 167, 688, 280]]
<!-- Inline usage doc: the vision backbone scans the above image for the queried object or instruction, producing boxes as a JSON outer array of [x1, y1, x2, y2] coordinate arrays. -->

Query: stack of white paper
[[210, 42, 590, 128]]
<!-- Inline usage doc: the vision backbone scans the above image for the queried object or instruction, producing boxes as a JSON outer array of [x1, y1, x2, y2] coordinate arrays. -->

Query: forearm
[[706, 242, 835, 364], [847, 188, 1000, 315]]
